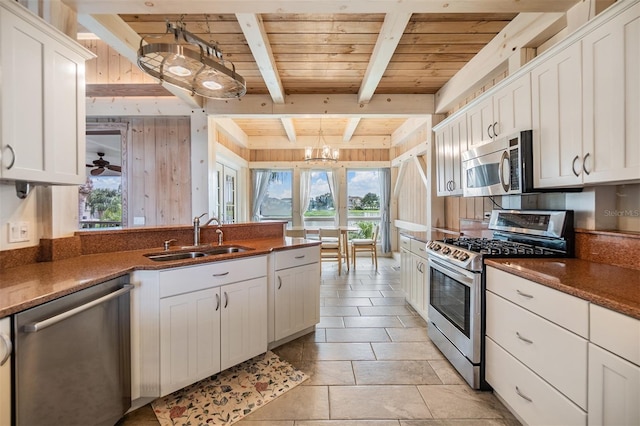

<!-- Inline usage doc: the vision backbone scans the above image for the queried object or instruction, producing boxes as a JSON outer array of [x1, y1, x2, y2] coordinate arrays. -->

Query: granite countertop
[[485, 258, 640, 320], [0, 237, 319, 318]]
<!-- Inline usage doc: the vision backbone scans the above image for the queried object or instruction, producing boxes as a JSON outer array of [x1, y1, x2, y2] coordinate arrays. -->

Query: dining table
[[287, 225, 360, 270]]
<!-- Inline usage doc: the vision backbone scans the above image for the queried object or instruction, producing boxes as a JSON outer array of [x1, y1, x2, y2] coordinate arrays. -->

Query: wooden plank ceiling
[[73, 1, 578, 147]]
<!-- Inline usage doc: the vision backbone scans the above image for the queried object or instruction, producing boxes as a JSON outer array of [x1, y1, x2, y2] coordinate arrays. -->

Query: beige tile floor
[[117, 257, 521, 426]]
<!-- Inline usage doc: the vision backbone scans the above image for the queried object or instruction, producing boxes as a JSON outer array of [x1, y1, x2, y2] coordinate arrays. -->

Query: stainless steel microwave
[[461, 130, 534, 197]]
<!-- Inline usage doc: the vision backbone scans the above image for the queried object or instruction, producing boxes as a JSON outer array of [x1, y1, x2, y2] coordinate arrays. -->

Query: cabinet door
[[0, 6, 87, 185], [0, 317, 11, 426], [220, 277, 267, 370], [582, 3, 640, 184], [532, 43, 583, 188], [410, 255, 426, 315], [467, 97, 494, 147], [274, 262, 320, 341], [494, 73, 532, 138], [0, 10, 46, 181], [159, 288, 221, 396], [400, 248, 412, 297], [588, 343, 640, 426], [435, 127, 450, 196]]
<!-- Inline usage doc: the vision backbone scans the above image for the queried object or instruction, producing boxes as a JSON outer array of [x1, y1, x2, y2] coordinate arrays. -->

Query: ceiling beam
[[66, 0, 581, 15], [358, 12, 412, 103], [203, 94, 435, 117], [249, 135, 389, 149], [78, 13, 204, 108], [235, 13, 284, 103], [280, 118, 297, 143], [212, 118, 249, 148], [342, 118, 361, 142]]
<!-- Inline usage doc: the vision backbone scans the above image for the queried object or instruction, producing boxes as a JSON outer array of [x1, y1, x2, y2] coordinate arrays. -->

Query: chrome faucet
[[193, 213, 207, 246], [203, 216, 221, 227], [215, 228, 224, 245]]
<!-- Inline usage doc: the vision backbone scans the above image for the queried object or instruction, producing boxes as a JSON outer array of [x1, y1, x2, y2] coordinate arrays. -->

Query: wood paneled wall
[[249, 148, 389, 162], [397, 160, 428, 225], [128, 117, 192, 226], [216, 129, 250, 161], [80, 39, 157, 84], [88, 117, 192, 227]]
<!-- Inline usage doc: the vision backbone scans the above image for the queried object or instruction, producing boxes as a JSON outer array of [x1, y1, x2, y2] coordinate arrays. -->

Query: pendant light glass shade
[[304, 127, 339, 163], [137, 22, 246, 99]]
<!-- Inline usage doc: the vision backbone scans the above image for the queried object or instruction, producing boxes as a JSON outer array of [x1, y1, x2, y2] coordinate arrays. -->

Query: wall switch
[[8, 222, 29, 243], [133, 216, 145, 225]]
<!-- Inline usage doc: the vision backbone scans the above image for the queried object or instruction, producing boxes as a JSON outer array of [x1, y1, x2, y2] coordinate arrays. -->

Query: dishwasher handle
[[23, 284, 134, 333]]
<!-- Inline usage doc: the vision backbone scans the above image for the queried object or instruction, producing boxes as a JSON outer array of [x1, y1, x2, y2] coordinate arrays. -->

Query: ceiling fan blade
[[107, 165, 122, 173], [91, 167, 105, 176], [86, 164, 95, 168]]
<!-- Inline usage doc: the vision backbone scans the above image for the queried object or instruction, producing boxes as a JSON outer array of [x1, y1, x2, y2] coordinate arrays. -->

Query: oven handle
[[23, 284, 134, 333], [428, 258, 475, 286]]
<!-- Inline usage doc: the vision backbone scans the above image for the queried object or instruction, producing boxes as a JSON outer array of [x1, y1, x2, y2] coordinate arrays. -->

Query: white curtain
[[251, 169, 271, 221], [326, 169, 339, 226], [379, 168, 391, 253], [299, 169, 312, 226]]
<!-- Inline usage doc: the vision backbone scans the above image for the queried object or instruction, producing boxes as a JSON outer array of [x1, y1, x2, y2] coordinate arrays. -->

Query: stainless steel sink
[[145, 251, 208, 261], [201, 245, 251, 255], [145, 245, 252, 262]]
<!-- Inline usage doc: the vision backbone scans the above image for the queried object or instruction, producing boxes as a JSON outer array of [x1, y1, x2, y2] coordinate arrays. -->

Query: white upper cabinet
[[533, 1, 639, 188], [532, 42, 584, 188], [0, 2, 93, 185], [467, 74, 532, 148], [435, 113, 467, 196], [582, 2, 640, 184]]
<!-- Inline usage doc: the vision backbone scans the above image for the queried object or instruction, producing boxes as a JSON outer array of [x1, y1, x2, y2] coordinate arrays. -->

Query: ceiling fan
[[86, 152, 121, 176]]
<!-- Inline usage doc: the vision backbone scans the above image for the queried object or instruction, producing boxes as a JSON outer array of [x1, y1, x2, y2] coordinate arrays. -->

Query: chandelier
[[304, 122, 339, 163], [137, 19, 246, 99]]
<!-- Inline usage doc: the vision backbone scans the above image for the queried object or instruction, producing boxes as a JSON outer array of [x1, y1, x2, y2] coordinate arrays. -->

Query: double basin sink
[[145, 245, 253, 262]]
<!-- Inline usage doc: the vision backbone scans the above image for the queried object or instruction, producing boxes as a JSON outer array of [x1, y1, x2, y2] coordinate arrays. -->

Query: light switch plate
[[8, 222, 29, 243], [133, 216, 145, 225]]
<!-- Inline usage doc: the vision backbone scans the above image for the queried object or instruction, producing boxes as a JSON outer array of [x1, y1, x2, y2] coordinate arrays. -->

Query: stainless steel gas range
[[425, 209, 574, 390]]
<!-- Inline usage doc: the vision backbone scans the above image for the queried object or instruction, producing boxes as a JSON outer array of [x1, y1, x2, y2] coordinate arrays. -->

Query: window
[[257, 171, 293, 223], [79, 175, 122, 229], [347, 169, 381, 239], [304, 170, 336, 227]]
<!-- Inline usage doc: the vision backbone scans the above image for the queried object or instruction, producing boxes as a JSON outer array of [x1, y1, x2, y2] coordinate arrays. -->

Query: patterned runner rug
[[152, 351, 308, 425]]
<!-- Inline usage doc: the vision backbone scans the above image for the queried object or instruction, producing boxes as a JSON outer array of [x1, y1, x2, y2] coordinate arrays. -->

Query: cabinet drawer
[[159, 256, 267, 298], [274, 246, 320, 270], [590, 304, 640, 366], [486, 291, 588, 409], [399, 235, 411, 250], [410, 239, 428, 258], [486, 337, 587, 426], [486, 266, 589, 338]]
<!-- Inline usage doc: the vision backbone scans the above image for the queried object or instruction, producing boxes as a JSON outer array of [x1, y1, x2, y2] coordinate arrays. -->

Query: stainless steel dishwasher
[[14, 276, 132, 426]]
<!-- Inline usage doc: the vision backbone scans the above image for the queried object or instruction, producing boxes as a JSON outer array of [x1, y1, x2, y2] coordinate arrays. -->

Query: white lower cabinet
[[0, 317, 11, 426], [405, 239, 428, 320], [588, 343, 640, 426], [160, 287, 221, 396], [485, 266, 588, 425], [220, 277, 267, 371], [486, 338, 587, 426], [273, 246, 321, 342], [133, 255, 268, 398], [588, 304, 640, 426]]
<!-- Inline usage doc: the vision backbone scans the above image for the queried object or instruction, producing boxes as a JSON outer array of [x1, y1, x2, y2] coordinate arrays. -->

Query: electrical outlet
[[8, 222, 29, 243], [483, 211, 491, 220]]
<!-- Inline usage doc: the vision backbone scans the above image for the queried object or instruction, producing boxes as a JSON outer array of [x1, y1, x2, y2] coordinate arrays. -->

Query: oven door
[[428, 257, 481, 363]]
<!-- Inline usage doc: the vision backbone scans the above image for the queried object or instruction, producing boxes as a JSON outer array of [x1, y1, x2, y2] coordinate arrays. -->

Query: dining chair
[[351, 224, 379, 271], [285, 228, 306, 238], [319, 228, 344, 275]]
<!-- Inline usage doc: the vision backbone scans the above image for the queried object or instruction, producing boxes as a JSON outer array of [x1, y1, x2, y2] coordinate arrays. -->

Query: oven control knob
[[442, 247, 451, 255], [432, 243, 441, 251], [458, 253, 469, 261], [452, 249, 460, 258]]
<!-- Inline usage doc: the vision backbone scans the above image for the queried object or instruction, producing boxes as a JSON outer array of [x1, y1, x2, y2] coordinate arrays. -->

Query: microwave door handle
[[499, 150, 510, 193]]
